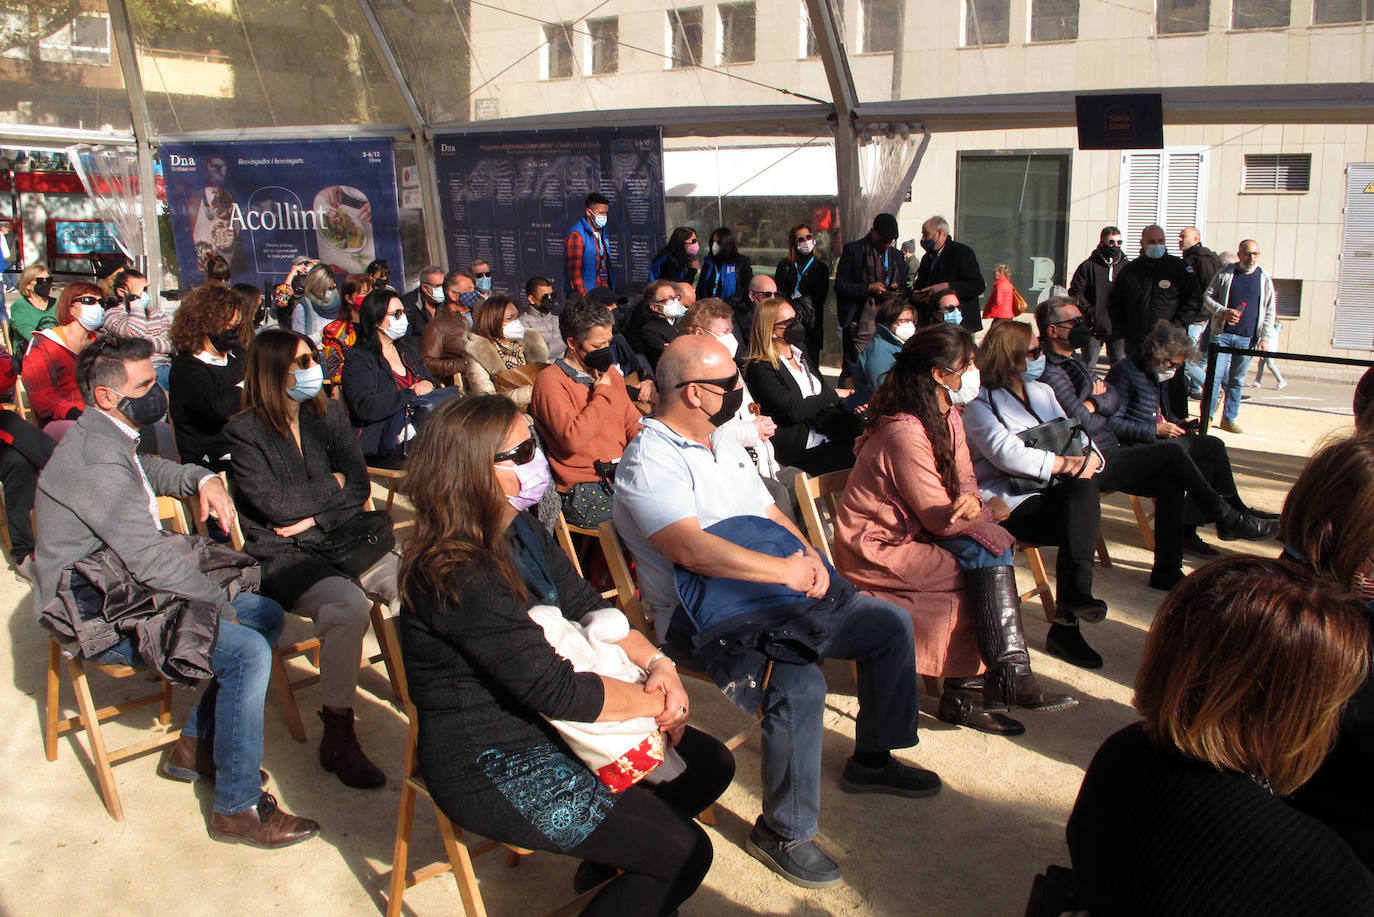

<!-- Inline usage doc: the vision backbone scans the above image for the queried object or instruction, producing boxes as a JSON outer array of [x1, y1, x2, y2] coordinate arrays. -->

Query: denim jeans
[[934, 533, 1013, 570], [1184, 321, 1208, 395], [758, 592, 917, 841], [95, 592, 284, 815], [1208, 332, 1254, 423]]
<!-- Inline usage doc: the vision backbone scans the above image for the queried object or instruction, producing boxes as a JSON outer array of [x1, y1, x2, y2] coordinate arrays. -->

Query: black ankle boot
[[937, 677, 1025, 735], [319, 708, 386, 789], [965, 566, 1078, 713], [1045, 622, 1103, 669]]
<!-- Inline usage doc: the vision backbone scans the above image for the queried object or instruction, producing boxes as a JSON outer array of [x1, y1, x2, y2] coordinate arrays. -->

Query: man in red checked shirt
[[564, 192, 615, 298]]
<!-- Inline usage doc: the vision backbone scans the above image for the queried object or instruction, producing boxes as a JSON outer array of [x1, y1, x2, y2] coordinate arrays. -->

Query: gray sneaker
[[15, 555, 34, 585], [745, 817, 843, 889]]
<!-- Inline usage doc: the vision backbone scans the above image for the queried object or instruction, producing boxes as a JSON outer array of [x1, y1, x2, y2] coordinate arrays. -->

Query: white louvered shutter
[[1119, 148, 1209, 256], [1332, 163, 1374, 351]]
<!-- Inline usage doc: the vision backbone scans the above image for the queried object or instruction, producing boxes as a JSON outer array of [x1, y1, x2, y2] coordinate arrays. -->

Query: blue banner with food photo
[[161, 139, 403, 292]]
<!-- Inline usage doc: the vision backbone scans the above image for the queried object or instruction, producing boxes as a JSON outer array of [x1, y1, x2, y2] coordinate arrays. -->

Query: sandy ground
[[0, 396, 1356, 917]]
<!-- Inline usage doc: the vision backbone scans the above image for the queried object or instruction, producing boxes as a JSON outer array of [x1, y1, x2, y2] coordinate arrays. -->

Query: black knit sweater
[[1067, 722, 1374, 916]]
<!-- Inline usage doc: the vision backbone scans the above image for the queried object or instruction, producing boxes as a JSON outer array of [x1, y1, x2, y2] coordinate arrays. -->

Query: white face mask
[[710, 242, 721, 257], [713, 331, 739, 356], [940, 366, 980, 405], [796, 239, 814, 255], [1239, 262, 1259, 273], [893, 320, 916, 342], [426, 284, 444, 304], [592, 212, 607, 229], [1153, 365, 1177, 383], [502, 319, 526, 340], [383, 313, 410, 339], [77, 302, 106, 332], [663, 298, 686, 320]]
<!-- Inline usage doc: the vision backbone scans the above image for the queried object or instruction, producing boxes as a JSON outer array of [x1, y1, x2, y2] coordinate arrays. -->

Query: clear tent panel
[[0, 5, 133, 133], [845, 0, 1374, 104], [376, 0, 833, 126], [129, 0, 409, 134]]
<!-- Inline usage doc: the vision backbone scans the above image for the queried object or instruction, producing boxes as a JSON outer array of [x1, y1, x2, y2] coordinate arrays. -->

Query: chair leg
[[437, 809, 490, 917], [1095, 537, 1112, 569], [157, 677, 174, 727], [370, 603, 401, 701], [44, 639, 61, 762], [1023, 546, 1057, 622], [697, 806, 718, 826], [272, 652, 308, 743], [66, 656, 124, 821], [1130, 495, 1157, 551], [385, 781, 419, 917]]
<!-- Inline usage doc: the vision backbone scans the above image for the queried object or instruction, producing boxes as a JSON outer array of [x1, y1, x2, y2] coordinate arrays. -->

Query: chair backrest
[[155, 496, 192, 535], [595, 521, 656, 638], [793, 469, 851, 565]]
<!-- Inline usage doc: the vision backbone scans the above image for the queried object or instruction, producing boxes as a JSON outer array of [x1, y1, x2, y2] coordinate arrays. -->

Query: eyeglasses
[[73, 295, 102, 306], [473, 271, 492, 279], [1052, 316, 1083, 328], [494, 437, 537, 465], [652, 295, 677, 306], [675, 372, 739, 392], [293, 352, 319, 369]]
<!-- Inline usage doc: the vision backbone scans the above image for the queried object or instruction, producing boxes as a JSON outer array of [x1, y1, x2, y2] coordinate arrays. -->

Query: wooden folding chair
[[1100, 491, 1156, 552], [218, 472, 399, 743], [367, 466, 404, 516], [380, 615, 602, 917], [41, 496, 191, 820], [12, 377, 32, 424], [553, 512, 619, 606]]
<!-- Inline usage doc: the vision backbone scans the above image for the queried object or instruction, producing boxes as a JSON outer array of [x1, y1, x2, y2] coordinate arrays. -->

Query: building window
[[1232, 0, 1290, 28], [1314, 0, 1372, 23], [589, 17, 619, 74], [1118, 148, 1210, 256], [1031, 0, 1079, 41], [860, 0, 900, 52], [669, 8, 704, 68], [1243, 154, 1311, 191], [544, 23, 574, 79], [38, 13, 111, 65], [966, 0, 1011, 46], [1273, 278, 1302, 319], [720, 2, 756, 64], [1157, 0, 1210, 34]]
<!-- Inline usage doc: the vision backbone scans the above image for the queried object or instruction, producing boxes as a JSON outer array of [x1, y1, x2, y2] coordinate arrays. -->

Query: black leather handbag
[[297, 510, 395, 578], [988, 394, 1089, 495]]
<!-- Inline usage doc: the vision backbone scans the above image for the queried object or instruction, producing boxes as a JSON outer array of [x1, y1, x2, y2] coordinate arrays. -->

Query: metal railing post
[[1199, 341, 1220, 435]]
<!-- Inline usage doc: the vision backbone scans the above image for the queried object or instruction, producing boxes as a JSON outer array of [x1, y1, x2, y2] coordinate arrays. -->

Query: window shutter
[[1272, 278, 1302, 319], [1244, 154, 1311, 191], [1120, 152, 1161, 255], [1119, 149, 1208, 256], [1163, 150, 1204, 248], [1332, 164, 1374, 351]]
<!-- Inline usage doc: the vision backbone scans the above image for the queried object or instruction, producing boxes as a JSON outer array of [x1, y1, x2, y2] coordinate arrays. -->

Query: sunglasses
[[1052, 316, 1083, 328], [1026, 346, 1043, 360], [1104, 239, 1123, 246], [293, 352, 319, 369], [494, 437, 537, 465], [73, 295, 103, 306], [473, 271, 492, 279], [795, 234, 813, 242], [674, 372, 739, 392]]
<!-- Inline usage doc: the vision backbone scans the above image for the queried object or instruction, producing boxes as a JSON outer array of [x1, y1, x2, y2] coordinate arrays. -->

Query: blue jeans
[[1208, 332, 1254, 423], [934, 534, 1013, 570], [95, 592, 283, 814], [759, 592, 917, 841]]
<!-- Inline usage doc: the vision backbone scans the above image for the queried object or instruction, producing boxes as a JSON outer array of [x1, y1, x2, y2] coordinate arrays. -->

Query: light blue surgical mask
[[1022, 355, 1046, 383], [287, 363, 324, 402], [475, 276, 493, 293], [941, 309, 962, 325], [592, 213, 607, 229], [1144, 244, 1167, 259]]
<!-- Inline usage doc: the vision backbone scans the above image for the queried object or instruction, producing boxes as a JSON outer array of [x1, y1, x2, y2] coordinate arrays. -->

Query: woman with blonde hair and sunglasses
[[1068, 556, 1374, 915], [225, 328, 398, 790]]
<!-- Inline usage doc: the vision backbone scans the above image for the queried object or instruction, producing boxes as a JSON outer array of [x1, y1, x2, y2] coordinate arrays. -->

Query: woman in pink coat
[[834, 323, 1074, 736]]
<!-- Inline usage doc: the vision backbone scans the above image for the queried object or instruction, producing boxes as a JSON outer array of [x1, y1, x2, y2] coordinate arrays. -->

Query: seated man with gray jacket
[[33, 335, 318, 848]]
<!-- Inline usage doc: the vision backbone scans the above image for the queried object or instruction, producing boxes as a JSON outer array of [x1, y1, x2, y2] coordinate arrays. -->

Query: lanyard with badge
[[793, 256, 815, 300]]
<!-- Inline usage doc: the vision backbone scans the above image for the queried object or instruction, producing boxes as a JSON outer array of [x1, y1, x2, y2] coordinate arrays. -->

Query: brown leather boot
[[159, 735, 268, 785], [966, 566, 1078, 713], [318, 708, 386, 789], [936, 677, 1026, 736], [209, 792, 320, 849]]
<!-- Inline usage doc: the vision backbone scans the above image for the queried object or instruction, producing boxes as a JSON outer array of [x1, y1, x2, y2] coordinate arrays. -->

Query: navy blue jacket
[[1104, 354, 1184, 446], [340, 336, 434, 460], [1042, 349, 1120, 459]]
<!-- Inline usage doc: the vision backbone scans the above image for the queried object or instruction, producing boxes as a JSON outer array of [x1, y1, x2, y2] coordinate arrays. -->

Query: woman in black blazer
[[743, 297, 860, 475], [225, 329, 397, 790], [341, 289, 438, 467], [167, 284, 245, 472], [774, 220, 831, 369]]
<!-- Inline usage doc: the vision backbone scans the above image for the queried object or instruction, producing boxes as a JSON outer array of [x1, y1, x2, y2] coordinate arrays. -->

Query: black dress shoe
[[840, 757, 942, 798], [1217, 514, 1279, 541], [1045, 623, 1103, 670], [1149, 568, 1187, 591], [1182, 532, 1220, 557]]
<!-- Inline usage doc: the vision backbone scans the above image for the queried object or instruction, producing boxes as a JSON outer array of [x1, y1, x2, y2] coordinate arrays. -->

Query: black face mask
[[583, 345, 614, 374], [538, 294, 556, 315], [705, 385, 744, 428], [210, 328, 241, 353], [782, 322, 807, 348], [291, 277, 306, 295], [34, 277, 52, 299], [117, 383, 168, 426], [1066, 321, 1093, 350]]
